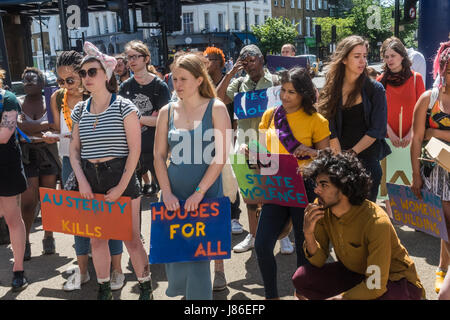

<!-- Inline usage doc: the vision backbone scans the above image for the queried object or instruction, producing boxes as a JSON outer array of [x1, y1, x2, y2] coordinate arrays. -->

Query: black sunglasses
[[57, 77, 76, 86], [78, 68, 100, 79]]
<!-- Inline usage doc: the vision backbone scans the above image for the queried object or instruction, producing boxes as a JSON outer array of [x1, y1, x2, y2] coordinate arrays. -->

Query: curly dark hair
[[278, 67, 317, 115], [21, 67, 45, 85], [303, 148, 372, 205]]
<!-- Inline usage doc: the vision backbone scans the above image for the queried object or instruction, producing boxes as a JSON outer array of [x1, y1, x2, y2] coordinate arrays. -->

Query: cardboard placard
[[387, 183, 448, 241], [234, 86, 281, 119], [266, 55, 308, 73], [149, 197, 231, 264], [39, 188, 133, 241], [230, 153, 308, 207]]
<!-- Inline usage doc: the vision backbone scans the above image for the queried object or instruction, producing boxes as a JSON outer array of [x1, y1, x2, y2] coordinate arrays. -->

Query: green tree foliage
[[318, 0, 418, 60], [251, 17, 298, 56], [315, 17, 354, 45]]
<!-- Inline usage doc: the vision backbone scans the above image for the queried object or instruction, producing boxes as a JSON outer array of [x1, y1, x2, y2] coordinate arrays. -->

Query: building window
[[234, 12, 239, 31], [306, 0, 310, 10], [218, 13, 224, 32], [183, 12, 194, 34], [274, 0, 278, 7], [318, 0, 322, 9], [112, 14, 117, 33], [324, 0, 327, 9], [103, 15, 109, 34], [255, 15, 259, 26], [204, 12, 210, 31], [306, 16, 311, 36], [264, 15, 268, 22], [298, 0, 302, 9], [95, 16, 100, 35], [312, 17, 316, 36], [281, 0, 285, 7], [291, 0, 295, 8], [298, 18, 302, 34], [312, 0, 316, 10]]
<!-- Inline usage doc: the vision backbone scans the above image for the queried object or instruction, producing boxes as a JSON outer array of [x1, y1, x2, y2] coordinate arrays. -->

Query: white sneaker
[[231, 219, 243, 234], [233, 234, 255, 253], [110, 270, 125, 291], [279, 236, 294, 255], [63, 267, 90, 291]]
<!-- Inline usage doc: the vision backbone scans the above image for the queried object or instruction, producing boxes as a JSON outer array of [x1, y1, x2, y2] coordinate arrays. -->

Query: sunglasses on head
[[78, 67, 101, 79], [57, 77, 76, 86]]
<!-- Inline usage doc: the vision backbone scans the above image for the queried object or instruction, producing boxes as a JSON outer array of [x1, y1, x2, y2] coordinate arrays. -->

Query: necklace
[[90, 93, 111, 131]]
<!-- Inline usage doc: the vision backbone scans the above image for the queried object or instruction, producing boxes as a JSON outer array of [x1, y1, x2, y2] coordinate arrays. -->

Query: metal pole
[[38, 4, 46, 72], [244, 0, 248, 44], [394, 0, 400, 37], [58, 0, 70, 50], [161, 22, 168, 69]]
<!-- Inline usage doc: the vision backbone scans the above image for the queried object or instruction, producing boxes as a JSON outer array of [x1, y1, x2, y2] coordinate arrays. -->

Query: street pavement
[[0, 193, 442, 300]]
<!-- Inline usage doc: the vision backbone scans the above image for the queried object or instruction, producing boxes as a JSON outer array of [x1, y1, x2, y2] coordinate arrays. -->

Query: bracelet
[[195, 186, 205, 195]]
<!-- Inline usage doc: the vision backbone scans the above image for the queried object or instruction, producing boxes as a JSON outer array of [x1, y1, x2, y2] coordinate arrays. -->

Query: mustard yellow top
[[258, 107, 330, 167], [304, 200, 425, 300]]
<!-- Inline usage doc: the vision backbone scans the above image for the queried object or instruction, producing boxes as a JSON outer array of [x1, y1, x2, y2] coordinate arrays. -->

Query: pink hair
[[433, 41, 450, 88]]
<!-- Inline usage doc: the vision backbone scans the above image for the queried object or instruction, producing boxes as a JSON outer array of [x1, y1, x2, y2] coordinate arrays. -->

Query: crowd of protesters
[[0, 34, 449, 301]]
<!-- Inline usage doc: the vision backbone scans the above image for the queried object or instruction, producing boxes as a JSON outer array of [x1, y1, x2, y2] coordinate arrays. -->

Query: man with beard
[[292, 149, 425, 300], [114, 55, 130, 85]]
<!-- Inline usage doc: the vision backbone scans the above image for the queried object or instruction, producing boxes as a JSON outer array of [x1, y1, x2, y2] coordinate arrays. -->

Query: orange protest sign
[[39, 188, 132, 241]]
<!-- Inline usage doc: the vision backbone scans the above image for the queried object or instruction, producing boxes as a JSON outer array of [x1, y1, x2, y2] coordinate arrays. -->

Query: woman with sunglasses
[[17, 67, 61, 260], [70, 42, 151, 300], [44, 50, 125, 293]]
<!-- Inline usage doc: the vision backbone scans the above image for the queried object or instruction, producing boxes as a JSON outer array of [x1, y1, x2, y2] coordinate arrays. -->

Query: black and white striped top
[[71, 95, 140, 159]]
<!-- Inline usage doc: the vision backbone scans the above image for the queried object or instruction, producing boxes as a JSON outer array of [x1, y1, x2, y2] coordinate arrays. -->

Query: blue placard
[[387, 183, 448, 241], [149, 197, 231, 264], [234, 86, 281, 119], [266, 55, 308, 73]]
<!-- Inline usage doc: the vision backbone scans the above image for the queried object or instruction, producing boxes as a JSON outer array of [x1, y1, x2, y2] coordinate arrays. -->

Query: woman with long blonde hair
[[317, 35, 391, 201], [154, 53, 231, 299]]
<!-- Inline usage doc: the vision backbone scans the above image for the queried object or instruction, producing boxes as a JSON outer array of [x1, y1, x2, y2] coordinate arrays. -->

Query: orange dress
[[377, 72, 425, 138]]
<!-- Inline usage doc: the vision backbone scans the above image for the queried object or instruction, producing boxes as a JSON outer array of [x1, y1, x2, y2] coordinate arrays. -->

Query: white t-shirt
[[407, 48, 427, 87]]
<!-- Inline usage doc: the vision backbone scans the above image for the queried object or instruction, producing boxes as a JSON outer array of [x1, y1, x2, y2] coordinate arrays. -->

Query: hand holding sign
[[149, 197, 231, 264]]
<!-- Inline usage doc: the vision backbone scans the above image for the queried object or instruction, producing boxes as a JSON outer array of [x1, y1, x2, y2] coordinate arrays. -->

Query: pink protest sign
[[230, 153, 308, 207]]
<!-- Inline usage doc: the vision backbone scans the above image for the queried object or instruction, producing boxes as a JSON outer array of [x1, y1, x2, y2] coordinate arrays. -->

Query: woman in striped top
[[69, 42, 151, 300]]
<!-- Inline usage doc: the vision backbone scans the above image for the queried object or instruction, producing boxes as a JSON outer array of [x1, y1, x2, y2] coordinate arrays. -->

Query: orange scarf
[[62, 90, 73, 132]]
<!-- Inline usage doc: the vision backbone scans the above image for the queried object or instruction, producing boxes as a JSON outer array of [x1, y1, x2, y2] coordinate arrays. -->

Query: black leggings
[[254, 180, 316, 299]]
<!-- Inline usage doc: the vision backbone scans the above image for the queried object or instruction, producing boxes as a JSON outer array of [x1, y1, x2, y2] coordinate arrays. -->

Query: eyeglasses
[[57, 77, 76, 86], [126, 54, 145, 61], [78, 68, 100, 79]]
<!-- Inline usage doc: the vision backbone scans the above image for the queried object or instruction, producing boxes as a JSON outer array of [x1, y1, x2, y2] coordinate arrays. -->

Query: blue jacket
[[329, 77, 391, 160]]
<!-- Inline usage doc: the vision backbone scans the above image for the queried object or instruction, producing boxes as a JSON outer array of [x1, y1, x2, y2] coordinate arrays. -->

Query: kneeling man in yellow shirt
[[292, 149, 425, 300]]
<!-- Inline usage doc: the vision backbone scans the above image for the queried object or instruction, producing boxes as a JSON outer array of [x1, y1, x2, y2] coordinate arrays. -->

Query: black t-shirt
[[340, 103, 380, 160], [0, 90, 22, 165], [119, 76, 171, 153]]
